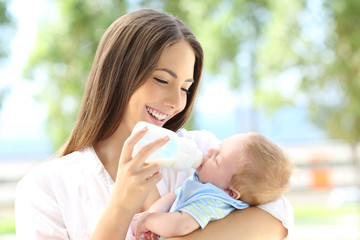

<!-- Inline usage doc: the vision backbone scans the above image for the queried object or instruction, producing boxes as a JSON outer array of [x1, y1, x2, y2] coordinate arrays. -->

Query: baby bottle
[[132, 121, 203, 170]]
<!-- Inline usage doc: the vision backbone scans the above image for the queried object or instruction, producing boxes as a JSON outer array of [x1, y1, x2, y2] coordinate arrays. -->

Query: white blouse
[[15, 129, 293, 239]]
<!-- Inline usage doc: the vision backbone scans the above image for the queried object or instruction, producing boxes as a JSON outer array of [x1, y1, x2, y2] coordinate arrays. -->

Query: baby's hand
[[135, 212, 159, 240], [135, 230, 158, 240], [135, 212, 150, 240]]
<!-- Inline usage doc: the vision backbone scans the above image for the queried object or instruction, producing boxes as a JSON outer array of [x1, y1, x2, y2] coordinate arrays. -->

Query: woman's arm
[[167, 207, 287, 240]]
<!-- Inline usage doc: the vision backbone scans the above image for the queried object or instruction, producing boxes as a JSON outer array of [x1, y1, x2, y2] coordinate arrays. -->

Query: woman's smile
[[146, 105, 169, 124]]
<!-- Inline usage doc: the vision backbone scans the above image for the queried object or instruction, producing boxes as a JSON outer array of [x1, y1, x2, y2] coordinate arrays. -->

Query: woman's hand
[[92, 126, 169, 240], [111, 126, 169, 213]]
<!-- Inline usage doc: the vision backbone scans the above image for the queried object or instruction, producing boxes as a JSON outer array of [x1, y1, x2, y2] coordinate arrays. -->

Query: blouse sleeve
[[257, 196, 294, 240], [15, 169, 69, 239]]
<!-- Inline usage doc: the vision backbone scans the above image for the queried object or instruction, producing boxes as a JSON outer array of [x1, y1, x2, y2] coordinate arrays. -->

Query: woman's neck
[[93, 124, 131, 181]]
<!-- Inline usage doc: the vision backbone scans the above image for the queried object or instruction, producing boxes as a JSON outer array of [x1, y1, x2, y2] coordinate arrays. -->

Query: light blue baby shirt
[[169, 173, 249, 229]]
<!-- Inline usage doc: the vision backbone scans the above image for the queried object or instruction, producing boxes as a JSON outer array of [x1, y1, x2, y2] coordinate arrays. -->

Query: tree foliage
[[0, 0, 14, 60], [26, 0, 306, 150], [300, 0, 360, 148], [0, 0, 16, 109], [29, 0, 360, 155], [25, 0, 129, 148]]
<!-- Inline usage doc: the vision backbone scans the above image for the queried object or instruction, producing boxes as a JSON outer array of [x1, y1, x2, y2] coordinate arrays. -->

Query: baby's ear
[[225, 188, 241, 200]]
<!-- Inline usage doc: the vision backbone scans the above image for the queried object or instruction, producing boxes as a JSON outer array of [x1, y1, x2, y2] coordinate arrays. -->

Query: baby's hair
[[231, 132, 292, 205]]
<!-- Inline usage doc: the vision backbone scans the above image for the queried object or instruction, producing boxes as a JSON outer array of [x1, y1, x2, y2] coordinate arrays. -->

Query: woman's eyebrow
[[157, 68, 177, 78], [156, 68, 194, 82]]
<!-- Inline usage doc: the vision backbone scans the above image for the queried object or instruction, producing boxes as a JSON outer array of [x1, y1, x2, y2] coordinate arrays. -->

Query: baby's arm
[[148, 191, 176, 213], [136, 211, 200, 239], [136, 191, 200, 239]]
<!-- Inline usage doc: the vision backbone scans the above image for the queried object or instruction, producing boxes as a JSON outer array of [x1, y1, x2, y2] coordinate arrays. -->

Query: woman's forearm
[[167, 207, 287, 240]]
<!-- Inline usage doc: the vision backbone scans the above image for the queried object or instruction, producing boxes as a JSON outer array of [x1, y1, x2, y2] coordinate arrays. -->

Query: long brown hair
[[59, 9, 203, 157]]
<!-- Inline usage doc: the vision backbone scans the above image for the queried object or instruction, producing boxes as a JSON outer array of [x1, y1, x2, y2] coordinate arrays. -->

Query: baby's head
[[196, 132, 292, 205]]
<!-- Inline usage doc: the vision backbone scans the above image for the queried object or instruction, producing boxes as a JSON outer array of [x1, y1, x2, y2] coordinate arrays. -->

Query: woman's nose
[[164, 88, 183, 110]]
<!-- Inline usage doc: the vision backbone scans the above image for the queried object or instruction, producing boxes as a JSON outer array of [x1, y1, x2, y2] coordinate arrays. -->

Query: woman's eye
[[154, 77, 190, 94], [154, 78, 168, 84], [181, 88, 190, 94]]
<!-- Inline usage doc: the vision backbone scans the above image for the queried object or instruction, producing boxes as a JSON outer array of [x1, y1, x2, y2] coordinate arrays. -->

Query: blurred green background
[[0, 0, 360, 239]]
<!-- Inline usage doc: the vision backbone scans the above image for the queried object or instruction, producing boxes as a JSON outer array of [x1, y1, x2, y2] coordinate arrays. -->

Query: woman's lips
[[146, 106, 169, 121]]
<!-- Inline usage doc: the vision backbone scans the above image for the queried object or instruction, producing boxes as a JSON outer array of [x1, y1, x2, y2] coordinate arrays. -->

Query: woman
[[15, 9, 293, 239]]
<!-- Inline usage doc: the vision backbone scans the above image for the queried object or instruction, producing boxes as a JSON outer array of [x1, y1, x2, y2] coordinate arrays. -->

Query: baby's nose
[[205, 151, 212, 159]]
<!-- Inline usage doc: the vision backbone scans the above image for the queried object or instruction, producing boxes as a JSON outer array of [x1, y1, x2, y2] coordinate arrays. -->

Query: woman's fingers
[[121, 126, 149, 162], [142, 169, 162, 186], [133, 135, 169, 165], [121, 126, 170, 167], [129, 136, 168, 183], [114, 125, 169, 205]]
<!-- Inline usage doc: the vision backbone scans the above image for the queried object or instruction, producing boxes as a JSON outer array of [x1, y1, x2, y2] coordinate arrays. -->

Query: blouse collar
[[85, 146, 114, 186]]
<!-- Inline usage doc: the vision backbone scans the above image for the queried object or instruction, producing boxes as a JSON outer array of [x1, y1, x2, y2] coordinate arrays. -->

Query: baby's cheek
[[196, 168, 207, 181]]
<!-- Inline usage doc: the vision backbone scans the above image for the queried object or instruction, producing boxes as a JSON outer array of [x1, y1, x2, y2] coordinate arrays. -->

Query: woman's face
[[123, 40, 196, 131]]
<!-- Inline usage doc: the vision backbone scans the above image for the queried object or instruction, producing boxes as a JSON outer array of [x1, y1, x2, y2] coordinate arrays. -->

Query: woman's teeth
[[146, 107, 167, 121]]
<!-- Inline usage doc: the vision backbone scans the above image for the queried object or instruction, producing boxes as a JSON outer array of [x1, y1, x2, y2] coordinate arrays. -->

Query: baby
[[135, 132, 292, 240]]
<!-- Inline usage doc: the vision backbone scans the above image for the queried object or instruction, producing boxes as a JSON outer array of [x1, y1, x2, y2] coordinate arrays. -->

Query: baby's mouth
[[196, 161, 204, 172], [146, 106, 169, 121]]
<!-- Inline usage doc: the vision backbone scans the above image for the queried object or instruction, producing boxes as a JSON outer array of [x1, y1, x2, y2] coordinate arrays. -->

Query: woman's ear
[[225, 188, 241, 200]]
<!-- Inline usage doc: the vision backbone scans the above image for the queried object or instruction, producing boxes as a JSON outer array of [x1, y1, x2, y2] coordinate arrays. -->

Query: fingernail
[[142, 126, 148, 132], [162, 136, 169, 141]]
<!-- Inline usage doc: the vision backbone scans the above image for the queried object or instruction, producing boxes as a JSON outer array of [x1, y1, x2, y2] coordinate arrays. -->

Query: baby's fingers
[[150, 232, 159, 240]]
